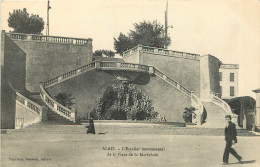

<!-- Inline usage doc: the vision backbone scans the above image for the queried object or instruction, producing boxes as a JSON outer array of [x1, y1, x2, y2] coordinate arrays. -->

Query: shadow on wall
[[4, 36, 27, 91], [1, 73, 16, 129], [131, 73, 150, 85]]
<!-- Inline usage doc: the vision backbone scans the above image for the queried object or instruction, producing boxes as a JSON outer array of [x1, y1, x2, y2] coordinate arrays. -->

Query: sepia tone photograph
[[1, 0, 260, 166]]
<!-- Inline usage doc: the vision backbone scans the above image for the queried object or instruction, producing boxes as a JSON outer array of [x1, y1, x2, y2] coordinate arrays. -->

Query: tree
[[90, 84, 158, 120], [114, 33, 134, 56], [93, 50, 115, 58], [54, 93, 75, 109], [114, 21, 171, 56], [8, 8, 44, 34], [182, 107, 196, 123]]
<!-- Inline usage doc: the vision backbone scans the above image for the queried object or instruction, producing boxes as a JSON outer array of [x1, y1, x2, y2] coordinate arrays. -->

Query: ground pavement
[[1, 123, 259, 167]]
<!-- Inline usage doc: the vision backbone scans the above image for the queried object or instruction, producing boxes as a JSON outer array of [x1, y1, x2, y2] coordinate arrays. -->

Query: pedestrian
[[87, 118, 95, 134], [222, 115, 242, 165]]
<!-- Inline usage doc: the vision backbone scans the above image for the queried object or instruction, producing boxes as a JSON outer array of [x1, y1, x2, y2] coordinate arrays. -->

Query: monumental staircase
[[13, 60, 238, 129], [7, 33, 237, 129]]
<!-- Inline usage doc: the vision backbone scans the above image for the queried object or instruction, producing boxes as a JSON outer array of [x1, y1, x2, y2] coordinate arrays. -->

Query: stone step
[[201, 101, 235, 128], [46, 109, 74, 124], [12, 122, 256, 136]]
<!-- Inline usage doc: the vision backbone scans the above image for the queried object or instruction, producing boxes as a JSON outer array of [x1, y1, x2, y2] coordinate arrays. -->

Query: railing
[[40, 85, 76, 122], [5, 32, 92, 45], [40, 61, 203, 124], [39, 61, 154, 123], [154, 68, 191, 96], [123, 45, 200, 60], [123, 46, 139, 58], [98, 61, 150, 72], [41, 62, 95, 88], [212, 93, 234, 116], [220, 64, 239, 69], [153, 68, 204, 124], [16, 92, 42, 117]]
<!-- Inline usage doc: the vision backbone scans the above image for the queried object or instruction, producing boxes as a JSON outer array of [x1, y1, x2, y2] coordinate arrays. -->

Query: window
[[220, 86, 222, 97], [219, 72, 222, 81], [230, 86, 234, 96], [230, 73, 234, 82]]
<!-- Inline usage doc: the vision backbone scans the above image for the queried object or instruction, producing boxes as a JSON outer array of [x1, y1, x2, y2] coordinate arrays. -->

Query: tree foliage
[[182, 107, 195, 123], [93, 49, 115, 58], [8, 8, 44, 34], [114, 33, 134, 56], [54, 93, 75, 109], [90, 84, 158, 120], [114, 21, 171, 56]]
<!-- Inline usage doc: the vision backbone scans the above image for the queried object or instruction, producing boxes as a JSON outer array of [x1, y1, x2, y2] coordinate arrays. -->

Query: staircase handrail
[[16, 92, 43, 118], [39, 61, 153, 123], [123, 45, 200, 60], [39, 61, 204, 124], [153, 68, 192, 96], [98, 61, 150, 72], [5, 32, 92, 45], [211, 93, 234, 116], [39, 85, 76, 122], [41, 62, 96, 88], [153, 67, 204, 124], [42, 61, 151, 88]]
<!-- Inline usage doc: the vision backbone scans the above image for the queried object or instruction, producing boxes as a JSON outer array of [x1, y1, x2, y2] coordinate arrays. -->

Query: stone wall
[[1, 76, 16, 129], [141, 52, 200, 96], [46, 70, 191, 122], [123, 46, 200, 97], [200, 55, 221, 100], [2, 31, 93, 92]]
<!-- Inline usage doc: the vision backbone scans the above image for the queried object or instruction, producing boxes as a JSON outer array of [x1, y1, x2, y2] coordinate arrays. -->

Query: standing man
[[87, 118, 96, 134], [223, 115, 242, 165]]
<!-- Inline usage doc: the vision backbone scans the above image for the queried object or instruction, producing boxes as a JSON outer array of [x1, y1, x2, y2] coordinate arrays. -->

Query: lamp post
[[46, 0, 51, 36], [164, 0, 173, 49]]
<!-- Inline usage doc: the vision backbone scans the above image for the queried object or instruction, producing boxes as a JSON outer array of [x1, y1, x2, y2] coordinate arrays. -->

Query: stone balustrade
[[123, 46, 139, 58], [154, 68, 191, 96], [41, 61, 152, 88], [39, 61, 203, 124], [211, 93, 235, 117], [153, 68, 204, 124], [16, 92, 42, 117], [123, 45, 200, 60], [40, 85, 76, 122], [6, 32, 92, 45], [220, 64, 239, 69], [97, 61, 150, 72], [41, 62, 95, 88]]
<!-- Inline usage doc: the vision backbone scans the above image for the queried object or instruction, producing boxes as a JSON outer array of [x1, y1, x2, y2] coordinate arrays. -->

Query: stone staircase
[[202, 101, 233, 128], [10, 122, 256, 136], [47, 108, 75, 124]]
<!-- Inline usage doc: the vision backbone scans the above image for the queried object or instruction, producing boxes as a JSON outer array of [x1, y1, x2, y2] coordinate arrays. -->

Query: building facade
[[252, 89, 260, 131], [219, 64, 239, 99]]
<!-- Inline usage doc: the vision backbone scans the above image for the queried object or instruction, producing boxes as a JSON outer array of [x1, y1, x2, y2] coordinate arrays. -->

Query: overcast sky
[[1, 0, 259, 98]]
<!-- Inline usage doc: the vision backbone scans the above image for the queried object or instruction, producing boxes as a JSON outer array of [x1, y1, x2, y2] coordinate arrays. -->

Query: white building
[[219, 64, 239, 99]]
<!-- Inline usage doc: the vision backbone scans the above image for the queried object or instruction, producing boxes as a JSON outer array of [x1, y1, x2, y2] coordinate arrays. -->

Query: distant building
[[219, 64, 239, 99], [252, 89, 260, 131]]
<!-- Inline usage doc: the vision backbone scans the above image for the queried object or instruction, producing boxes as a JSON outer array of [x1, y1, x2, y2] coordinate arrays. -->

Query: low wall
[[15, 102, 41, 129]]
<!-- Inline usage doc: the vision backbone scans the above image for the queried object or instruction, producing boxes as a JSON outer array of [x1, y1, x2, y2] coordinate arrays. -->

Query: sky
[[1, 0, 260, 98]]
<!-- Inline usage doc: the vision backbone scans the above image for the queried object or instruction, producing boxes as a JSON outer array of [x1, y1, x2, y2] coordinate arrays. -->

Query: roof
[[220, 64, 239, 69], [252, 89, 260, 93]]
